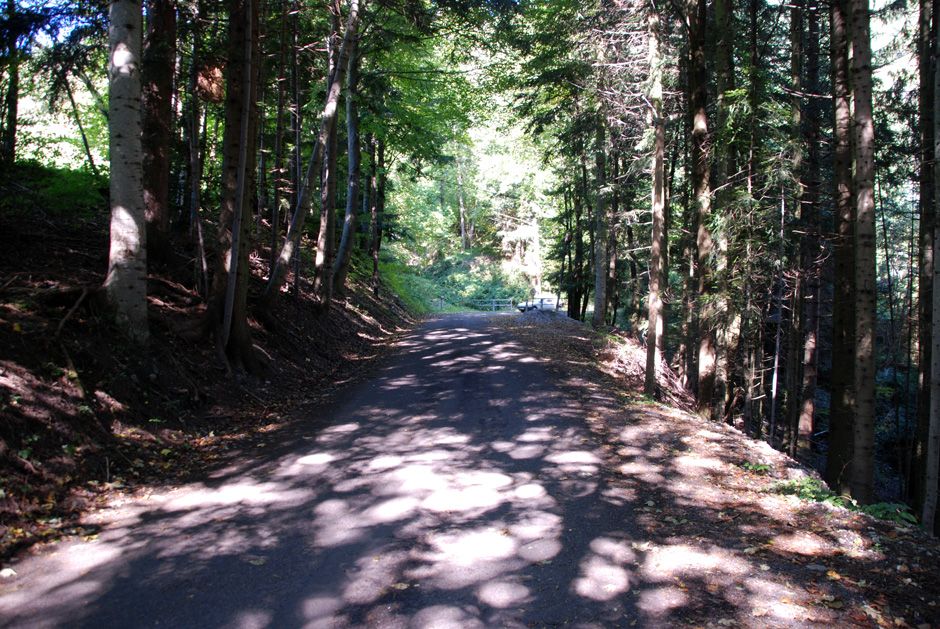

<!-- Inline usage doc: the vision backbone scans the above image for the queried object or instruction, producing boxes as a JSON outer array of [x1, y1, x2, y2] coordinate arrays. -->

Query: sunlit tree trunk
[[141, 0, 176, 263], [645, 5, 664, 397], [371, 136, 385, 297], [850, 0, 877, 504], [104, 0, 149, 343], [333, 36, 360, 296], [824, 0, 855, 494]]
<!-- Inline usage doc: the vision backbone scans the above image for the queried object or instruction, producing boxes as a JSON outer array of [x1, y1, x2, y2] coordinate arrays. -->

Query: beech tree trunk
[[105, 0, 149, 343]]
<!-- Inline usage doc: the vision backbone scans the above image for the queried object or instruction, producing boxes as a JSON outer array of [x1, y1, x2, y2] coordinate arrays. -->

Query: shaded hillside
[[0, 173, 417, 560]]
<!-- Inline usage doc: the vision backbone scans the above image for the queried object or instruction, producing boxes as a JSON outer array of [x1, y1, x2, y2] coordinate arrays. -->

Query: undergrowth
[[769, 477, 918, 525]]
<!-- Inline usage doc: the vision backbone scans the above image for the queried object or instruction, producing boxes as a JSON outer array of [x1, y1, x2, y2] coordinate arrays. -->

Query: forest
[[1, 0, 940, 545]]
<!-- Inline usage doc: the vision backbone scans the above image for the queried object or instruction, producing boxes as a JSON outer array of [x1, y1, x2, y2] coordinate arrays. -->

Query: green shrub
[[770, 477, 918, 525]]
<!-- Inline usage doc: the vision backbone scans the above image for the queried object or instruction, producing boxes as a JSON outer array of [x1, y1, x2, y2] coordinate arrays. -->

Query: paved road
[[0, 313, 643, 628]]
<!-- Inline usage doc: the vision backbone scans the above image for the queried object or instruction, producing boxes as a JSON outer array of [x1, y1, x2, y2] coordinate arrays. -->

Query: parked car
[[518, 296, 558, 312]]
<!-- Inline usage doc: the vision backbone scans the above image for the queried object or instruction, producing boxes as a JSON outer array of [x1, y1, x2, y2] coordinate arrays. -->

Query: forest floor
[[0, 190, 416, 566], [499, 310, 940, 627]]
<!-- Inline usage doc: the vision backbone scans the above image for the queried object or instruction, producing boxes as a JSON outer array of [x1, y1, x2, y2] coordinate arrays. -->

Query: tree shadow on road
[[2, 313, 936, 628]]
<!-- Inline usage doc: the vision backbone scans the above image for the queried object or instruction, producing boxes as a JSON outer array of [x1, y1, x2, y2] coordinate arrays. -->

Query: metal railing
[[469, 298, 516, 311]]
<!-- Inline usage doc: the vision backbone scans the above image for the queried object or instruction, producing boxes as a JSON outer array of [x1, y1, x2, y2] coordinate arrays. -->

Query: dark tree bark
[[141, 0, 177, 264], [207, 0, 259, 372], [688, 0, 715, 419], [912, 0, 937, 522], [591, 118, 608, 328], [825, 0, 856, 494]]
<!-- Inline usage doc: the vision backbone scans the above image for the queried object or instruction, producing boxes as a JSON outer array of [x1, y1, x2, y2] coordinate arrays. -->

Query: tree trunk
[[208, 0, 258, 371], [261, 0, 362, 310], [688, 0, 714, 418], [913, 0, 937, 525], [824, 0, 856, 494], [591, 118, 608, 328], [799, 0, 822, 455], [333, 36, 361, 296], [313, 0, 342, 315], [645, 5, 665, 397], [105, 0, 149, 343], [850, 0, 877, 504], [1, 0, 19, 169], [141, 0, 177, 264], [371, 136, 385, 297]]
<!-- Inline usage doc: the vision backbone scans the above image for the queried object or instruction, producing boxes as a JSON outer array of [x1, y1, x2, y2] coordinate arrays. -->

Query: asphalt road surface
[[0, 313, 644, 628]]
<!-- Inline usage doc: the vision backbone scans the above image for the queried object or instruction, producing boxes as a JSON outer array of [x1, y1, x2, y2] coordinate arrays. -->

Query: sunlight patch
[[477, 580, 531, 608], [412, 605, 485, 629], [641, 545, 748, 581], [423, 485, 503, 513], [296, 452, 335, 466], [575, 554, 631, 600], [636, 585, 688, 615], [229, 609, 272, 629]]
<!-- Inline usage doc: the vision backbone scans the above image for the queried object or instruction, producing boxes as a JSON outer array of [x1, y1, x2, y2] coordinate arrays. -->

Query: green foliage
[[770, 478, 918, 525], [425, 253, 532, 305], [2, 161, 106, 217], [740, 461, 772, 475]]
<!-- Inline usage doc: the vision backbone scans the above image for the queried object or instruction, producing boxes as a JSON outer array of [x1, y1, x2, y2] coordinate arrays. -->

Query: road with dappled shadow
[[0, 313, 652, 628]]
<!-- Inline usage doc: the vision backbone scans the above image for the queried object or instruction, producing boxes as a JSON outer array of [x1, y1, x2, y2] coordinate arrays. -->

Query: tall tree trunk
[[799, 1, 822, 454], [569, 193, 585, 320], [456, 140, 468, 252], [592, 118, 608, 328], [1, 0, 19, 169], [313, 0, 342, 315], [105, 0, 149, 343], [261, 0, 362, 310], [645, 4, 665, 397], [924, 0, 940, 532], [66, 80, 99, 176], [371, 136, 385, 297], [141, 0, 177, 264], [850, 0, 878, 504], [333, 36, 360, 295], [270, 1, 288, 272], [208, 0, 258, 371], [913, 0, 937, 525], [711, 0, 735, 423], [825, 0, 856, 493], [688, 0, 715, 418]]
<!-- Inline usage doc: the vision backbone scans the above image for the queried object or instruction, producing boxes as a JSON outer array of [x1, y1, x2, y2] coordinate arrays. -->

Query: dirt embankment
[[0, 207, 416, 561]]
